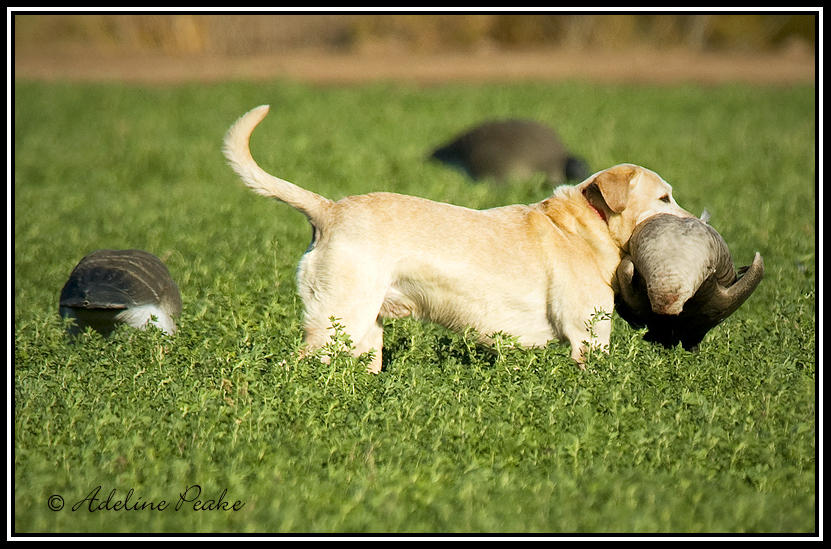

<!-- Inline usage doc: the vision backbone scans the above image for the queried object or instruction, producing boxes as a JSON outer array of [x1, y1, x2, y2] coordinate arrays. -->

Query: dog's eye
[[659, 195, 670, 203]]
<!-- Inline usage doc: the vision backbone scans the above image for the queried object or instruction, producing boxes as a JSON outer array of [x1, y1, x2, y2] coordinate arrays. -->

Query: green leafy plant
[[13, 79, 815, 535]]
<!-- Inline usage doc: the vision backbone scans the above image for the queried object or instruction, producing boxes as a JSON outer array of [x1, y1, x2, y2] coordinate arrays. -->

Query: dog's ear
[[592, 165, 638, 213]]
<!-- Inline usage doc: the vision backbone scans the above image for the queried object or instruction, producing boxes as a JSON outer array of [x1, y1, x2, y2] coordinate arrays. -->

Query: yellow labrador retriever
[[223, 105, 692, 372]]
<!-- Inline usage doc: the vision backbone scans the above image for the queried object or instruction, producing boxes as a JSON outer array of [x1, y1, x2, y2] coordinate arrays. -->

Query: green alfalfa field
[[13, 79, 816, 534]]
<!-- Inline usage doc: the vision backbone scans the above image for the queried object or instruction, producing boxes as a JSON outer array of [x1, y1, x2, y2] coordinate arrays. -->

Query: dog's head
[[579, 164, 693, 249]]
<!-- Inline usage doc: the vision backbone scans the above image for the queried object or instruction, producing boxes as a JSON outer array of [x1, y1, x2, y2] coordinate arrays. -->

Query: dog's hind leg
[[355, 319, 384, 374], [302, 313, 384, 373], [299, 276, 388, 373]]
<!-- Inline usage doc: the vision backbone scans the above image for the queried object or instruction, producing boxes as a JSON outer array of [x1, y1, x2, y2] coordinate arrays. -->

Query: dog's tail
[[223, 105, 331, 225]]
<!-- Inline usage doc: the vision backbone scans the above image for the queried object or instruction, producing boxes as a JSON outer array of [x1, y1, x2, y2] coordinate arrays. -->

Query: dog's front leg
[[569, 317, 612, 366], [560, 295, 614, 367]]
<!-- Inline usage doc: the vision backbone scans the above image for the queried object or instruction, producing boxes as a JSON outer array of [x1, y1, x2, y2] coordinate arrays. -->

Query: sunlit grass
[[13, 79, 815, 534]]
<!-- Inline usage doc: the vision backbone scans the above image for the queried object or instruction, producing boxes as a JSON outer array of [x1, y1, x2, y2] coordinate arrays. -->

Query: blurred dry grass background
[[13, 13, 817, 84], [15, 13, 815, 55]]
